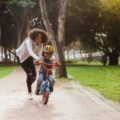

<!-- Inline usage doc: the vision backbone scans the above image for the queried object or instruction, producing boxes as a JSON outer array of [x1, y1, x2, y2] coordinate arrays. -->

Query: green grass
[[66, 60, 103, 66], [0, 66, 16, 79], [67, 65, 120, 102]]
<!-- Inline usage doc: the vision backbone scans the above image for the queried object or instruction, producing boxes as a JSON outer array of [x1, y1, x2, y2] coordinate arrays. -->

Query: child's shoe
[[28, 93, 33, 100], [49, 86, 53, 92]]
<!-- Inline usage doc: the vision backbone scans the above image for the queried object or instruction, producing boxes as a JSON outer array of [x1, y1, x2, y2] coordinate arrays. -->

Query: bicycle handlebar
[[39, 61, 60, 67]]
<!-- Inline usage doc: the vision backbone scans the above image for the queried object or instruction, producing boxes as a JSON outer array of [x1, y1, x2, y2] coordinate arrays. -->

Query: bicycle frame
[[40, 76, 51, 105], [38, 61, 60, 104], [41, 77, 50, 94]]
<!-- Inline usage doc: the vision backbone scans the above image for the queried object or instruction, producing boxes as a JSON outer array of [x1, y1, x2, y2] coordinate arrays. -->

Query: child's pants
[[36, 73, 55, 92]]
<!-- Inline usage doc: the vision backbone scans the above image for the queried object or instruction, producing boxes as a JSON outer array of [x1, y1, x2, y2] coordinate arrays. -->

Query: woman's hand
[[38, 60, 43, 64], [34, 59, 43, 65]]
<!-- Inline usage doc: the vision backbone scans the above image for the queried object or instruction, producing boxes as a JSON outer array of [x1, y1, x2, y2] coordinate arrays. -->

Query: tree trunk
[[39, 0, 59, 77], [1, 47, 3, 61], [39, 0, 56, 45], [108, 52, 119, 65], [57, 0, 69, 78], [67, 49, 69, 60], [56, 38, 67, 77], [88, 53, 93, 64], [39, 0, 68, 78], [79, 49, 83, 61], [39, 0, 61, 78], [21, 9, 31, 41], [39, 0, 59, 62], [16, 8, 29, 47], [8, 50, 11, 61], [0, 0, 3, 11], [16, 23, 24, 47], [102, 54, 107, 66], [73, 49, 76, 60], [20, 18, 30, 43], [0, 24, 1, 45], [4, 47, 7, 62]]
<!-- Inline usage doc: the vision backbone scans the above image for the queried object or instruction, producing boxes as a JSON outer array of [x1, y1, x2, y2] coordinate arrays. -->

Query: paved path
[[0, 67, 120, 120]]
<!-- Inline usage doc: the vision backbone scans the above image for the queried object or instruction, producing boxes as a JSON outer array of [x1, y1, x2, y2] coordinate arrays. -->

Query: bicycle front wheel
[[42, 88, 49, 105]]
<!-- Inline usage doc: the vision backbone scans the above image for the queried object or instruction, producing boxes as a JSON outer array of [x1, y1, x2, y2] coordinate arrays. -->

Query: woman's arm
[[26, 38, 40, 60]]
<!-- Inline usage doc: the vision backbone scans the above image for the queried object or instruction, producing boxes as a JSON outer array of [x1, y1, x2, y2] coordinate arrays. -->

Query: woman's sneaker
[[28, 93, 33, 100]]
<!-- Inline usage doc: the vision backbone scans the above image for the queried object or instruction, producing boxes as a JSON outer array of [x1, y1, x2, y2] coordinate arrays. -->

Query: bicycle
[[39, 62, 59, 105]]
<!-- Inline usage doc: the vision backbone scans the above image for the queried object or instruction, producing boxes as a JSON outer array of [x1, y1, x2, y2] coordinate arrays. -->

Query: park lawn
[[0, 66, 16, 79], [67, 65, 120, 102]]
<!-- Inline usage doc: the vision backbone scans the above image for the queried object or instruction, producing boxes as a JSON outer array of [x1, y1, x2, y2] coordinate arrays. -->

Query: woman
[[16, 28, 48, 100]]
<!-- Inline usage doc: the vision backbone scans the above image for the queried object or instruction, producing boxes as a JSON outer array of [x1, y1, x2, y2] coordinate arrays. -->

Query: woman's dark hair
[[28, 28, 48, 43]]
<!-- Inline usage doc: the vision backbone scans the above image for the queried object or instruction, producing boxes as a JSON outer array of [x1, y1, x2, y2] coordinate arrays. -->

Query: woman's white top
[[16, 37, 43, 63]]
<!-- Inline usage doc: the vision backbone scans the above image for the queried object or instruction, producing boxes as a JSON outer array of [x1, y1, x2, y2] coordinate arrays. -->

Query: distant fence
[[0, 47, 103, 64], [64, 49, 102, 61], [0, 47, 17, 63]]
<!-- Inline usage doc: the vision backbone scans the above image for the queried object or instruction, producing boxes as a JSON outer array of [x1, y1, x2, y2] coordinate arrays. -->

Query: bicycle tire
[[42, 88, 49, 105]]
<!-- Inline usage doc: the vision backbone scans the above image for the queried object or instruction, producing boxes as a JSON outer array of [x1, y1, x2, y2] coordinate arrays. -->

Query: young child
[[35, 45, 59, 95]]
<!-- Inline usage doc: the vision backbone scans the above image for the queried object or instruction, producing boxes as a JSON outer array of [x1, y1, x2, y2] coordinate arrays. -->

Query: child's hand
[[54, 62, 61, 67], [34, 59, 43, 65], [38, 60, 43, 64]]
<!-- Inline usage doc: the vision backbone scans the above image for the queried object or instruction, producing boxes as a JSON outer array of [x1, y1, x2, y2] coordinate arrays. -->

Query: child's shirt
[[39, 57, 53, 75]]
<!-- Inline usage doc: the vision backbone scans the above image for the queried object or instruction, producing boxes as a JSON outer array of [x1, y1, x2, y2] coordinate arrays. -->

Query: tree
[[82, 0, 120, 65], [39, 0, 69, 77], [5, 0, 36, 47], [66, 0, 120, 65], [99, 0, 120, 65], [0, 0, 36, 62]]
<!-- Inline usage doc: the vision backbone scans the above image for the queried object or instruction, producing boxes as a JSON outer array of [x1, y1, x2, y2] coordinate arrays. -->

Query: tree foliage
[[66, 0, 120, 65], [1, 0, 120, 65]]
